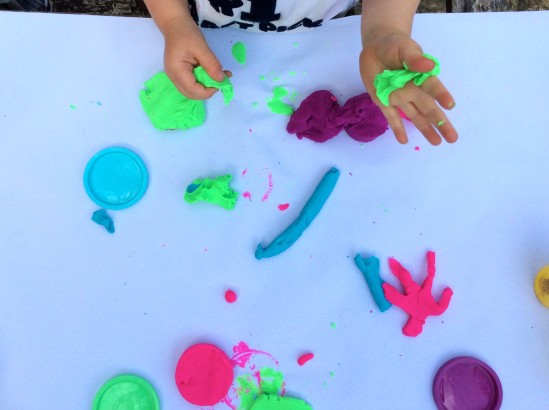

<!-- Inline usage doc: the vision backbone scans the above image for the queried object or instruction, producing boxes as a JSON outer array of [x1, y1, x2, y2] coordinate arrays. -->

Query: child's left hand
[[359, 30, 458, 145]]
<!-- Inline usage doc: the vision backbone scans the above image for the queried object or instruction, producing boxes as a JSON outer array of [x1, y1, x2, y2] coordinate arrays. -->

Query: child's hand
[[359, 30, 458, 145], [162, 15, 231, 100]]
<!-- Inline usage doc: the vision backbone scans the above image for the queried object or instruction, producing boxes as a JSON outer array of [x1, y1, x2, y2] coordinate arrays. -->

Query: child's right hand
[[161, 15, 231, 100]]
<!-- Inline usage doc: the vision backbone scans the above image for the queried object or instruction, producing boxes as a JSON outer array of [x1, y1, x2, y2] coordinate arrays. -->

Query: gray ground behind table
[[43, 0, 549, 16]]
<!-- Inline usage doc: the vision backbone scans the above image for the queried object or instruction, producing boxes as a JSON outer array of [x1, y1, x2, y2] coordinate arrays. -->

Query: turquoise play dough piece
[[255, 167, 340, 260], [354, 254, 392, 312], [84, 147, 148, 210], [374, 54, 440, 106], [92, 209, 115, 233]]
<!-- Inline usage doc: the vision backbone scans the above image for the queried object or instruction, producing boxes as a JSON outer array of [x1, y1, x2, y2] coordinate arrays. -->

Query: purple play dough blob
[[286, 90, 343, 142], [433, 356, 503, 410], [286, 90, 388, 143], [337, 93, 388, 142]]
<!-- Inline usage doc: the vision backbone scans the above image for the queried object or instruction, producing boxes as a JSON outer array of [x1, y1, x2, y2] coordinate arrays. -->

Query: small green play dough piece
[[250, 395, 312, 410], [184, 174, 238, 210], [193, 66, 234, 105], [267, 86, 294, 115], [139, 71, 205, 130], [92, 374, 160, 410], [374, 54, 440, 106], [232, 41, 246, 64]]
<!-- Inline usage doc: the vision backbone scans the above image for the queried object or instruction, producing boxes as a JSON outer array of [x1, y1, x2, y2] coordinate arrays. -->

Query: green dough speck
[[184, 174, 238, 210], [267, 86, 294, 115], [374, 54, 440, 106], [232, 41, 246, 64], [139, 71, 205, 130], [193, 66, 234, 105], [250, 395, 312, 410]]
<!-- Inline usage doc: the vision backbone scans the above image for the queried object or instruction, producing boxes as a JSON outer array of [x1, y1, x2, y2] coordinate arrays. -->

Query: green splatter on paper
[[139, 71, 206, 130], [70, 104, 76, 110], [184, 174, 238, 210], [232, 42, 247, 64], [374, 54, 440, 106], [236, 368, 311, 410], [193, 66, 234, 105], [267, 86, 294, 115]]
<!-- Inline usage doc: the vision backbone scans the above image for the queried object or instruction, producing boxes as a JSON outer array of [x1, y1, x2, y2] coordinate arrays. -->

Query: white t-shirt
[[188, 0, 357, 32]]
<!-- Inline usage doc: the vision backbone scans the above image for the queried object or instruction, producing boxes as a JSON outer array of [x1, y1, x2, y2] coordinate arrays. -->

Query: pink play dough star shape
[[382, 251, 453, 337]]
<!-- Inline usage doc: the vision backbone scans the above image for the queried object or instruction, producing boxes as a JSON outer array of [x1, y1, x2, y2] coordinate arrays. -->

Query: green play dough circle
[[139, 71, 206, 130], [92, 374, 160, 410]]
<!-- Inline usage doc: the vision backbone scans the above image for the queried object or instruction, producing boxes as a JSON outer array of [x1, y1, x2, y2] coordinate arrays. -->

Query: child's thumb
[[200, 53, 225, 82], [399, 40, 435, 73]]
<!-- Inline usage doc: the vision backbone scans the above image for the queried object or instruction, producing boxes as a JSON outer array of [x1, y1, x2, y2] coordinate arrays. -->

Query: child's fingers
[[413, 92, 458, 143], [421, 76, 456, 111], [381, 106, 408, 144], [400, 102, 442, 146], [167, 62, 218, 100], [198, 50, 225, 82]]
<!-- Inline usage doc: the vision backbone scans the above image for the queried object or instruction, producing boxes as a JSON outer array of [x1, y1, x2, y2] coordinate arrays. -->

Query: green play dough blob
[[374, 54, 440, 106], [250, 395, 312, 410], [232, 42, 247, 64], [184, 174, 238, 210], [267, 86, 294, 115], [139, 71, 205, 130], [193, 66, 234, 105]]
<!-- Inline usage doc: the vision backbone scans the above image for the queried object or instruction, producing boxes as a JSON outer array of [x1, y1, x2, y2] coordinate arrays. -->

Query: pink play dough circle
[[175, 343, 234, 406]]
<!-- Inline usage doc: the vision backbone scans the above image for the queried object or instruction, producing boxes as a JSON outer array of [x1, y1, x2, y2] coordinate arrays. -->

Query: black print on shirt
[[241, 0, 280, 23], [190, 0, 324, 32], [208, 0, 243, 17]]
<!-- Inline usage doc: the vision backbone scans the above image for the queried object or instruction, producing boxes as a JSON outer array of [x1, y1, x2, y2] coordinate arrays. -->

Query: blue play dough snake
[[255, 167, 340, 260]]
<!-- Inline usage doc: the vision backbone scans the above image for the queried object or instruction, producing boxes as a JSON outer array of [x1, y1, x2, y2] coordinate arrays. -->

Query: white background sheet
[[1, 10, 548, 410]]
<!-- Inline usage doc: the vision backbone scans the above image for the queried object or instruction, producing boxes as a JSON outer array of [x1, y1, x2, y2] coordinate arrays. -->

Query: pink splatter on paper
[[278, 203, 290, 211], [242, 168, 248, 177], [261, 168, 273, 202], [231, 341, 279, 369], [225, 289, 237, 303], [243, 191, 252, 201], [297, 353, 314, 366], [414, 146, 420, 151]]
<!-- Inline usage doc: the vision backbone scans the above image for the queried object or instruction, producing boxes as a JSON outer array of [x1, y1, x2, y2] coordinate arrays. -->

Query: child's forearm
[[144, 0, 193, 34], [361, 0, 419, 40]]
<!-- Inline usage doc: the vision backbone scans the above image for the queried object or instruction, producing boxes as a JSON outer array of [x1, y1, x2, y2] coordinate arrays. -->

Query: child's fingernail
[[448, 101, 455, 109]]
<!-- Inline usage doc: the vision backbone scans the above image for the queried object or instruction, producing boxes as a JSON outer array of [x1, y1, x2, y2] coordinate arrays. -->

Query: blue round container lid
[[84, 147, 148, 210]]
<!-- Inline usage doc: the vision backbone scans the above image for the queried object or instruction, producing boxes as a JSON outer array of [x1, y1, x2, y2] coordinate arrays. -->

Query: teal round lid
[[84, 147, 148, 210], [92, 374, 160, 410]]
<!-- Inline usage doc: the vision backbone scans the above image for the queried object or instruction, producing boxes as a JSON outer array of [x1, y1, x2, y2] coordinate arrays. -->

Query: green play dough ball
[[374, 54, 440, 106], [139, 71, 205, 130]]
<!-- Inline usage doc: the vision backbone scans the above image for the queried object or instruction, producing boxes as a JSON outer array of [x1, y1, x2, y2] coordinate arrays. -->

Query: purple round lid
[[432, 356, 503, 410]]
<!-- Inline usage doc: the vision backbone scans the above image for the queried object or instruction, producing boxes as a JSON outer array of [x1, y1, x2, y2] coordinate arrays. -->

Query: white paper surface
[[1, 10, 548, 410]]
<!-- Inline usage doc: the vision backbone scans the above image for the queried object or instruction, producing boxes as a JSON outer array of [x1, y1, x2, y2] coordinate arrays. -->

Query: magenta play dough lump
[[286, 90, 388, 143], [286, 90, 342, 142], [175, 343, 234, 406], [338, 93, 389, 142]]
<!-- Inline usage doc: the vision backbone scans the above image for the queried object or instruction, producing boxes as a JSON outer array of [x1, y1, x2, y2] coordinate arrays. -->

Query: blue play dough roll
[[354, 254, 392, 312], [255, 167, 340, 259]]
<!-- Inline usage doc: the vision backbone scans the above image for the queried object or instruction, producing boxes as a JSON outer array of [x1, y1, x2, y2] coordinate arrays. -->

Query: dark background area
[[2, 0, 548, 16]]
